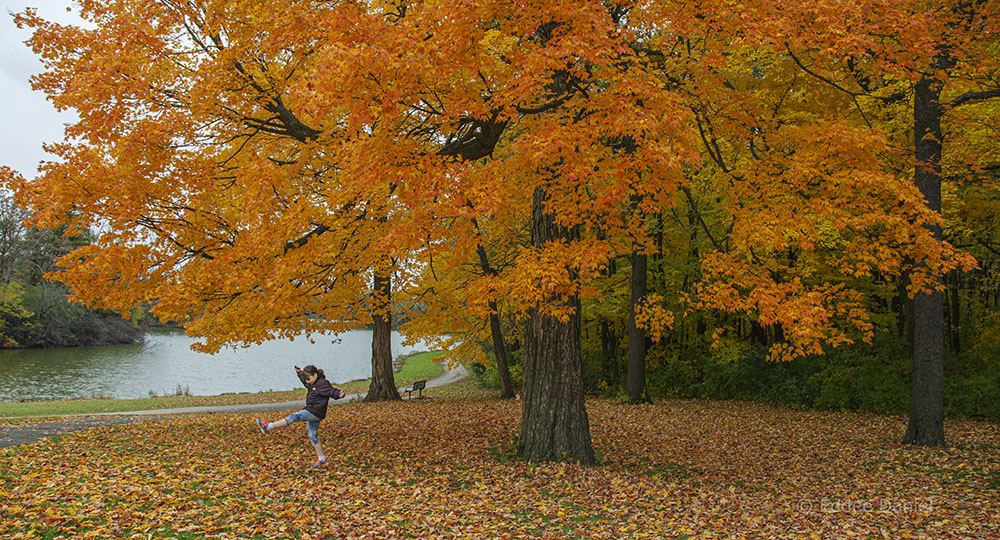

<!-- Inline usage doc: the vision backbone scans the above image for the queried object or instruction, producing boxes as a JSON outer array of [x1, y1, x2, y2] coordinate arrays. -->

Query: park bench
[[404, 380, 427, 399]]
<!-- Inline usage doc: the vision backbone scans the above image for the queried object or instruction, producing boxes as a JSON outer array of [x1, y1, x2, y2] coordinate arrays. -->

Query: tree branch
[[977, 237, 1000, 256], [947, 88, 1000, 108], [284, 224, 330, 254], [680, 186, 727, 254]]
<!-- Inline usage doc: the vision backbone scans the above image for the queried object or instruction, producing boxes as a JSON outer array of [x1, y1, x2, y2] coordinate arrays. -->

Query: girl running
[[255, 365, 347, 467]]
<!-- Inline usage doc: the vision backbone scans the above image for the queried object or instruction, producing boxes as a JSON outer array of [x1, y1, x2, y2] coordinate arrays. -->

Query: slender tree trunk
[[893, 274, 907, 339], [949, 270, 961, 354], [891, 275, 906, 338], [901, 270, 917, 347], [992, 262, 999, 308], [518, 187, 595, 465], [684, 202, 703, 355], [365, 270, 401, 402], [625, 248, 649, 403], [904, 69, 949, 447], [773, 322, 785, 344], [750, 320, 767, 346], [477, 243, 515, 399], [600, 319, 620, 388], [600, 258, 620, 388], [487, 301, 515, 399]]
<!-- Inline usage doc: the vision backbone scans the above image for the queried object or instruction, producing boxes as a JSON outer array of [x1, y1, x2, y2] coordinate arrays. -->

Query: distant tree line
[[0, 195, 143, 348]]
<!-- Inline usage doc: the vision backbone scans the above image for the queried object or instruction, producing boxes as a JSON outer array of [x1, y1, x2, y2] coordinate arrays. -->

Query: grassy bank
[[0, 351, 446, 418]]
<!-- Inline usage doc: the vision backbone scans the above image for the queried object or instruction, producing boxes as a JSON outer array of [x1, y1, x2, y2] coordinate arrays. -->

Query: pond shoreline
[[0, 329, 433, 403], [0, 351, 446, 418]]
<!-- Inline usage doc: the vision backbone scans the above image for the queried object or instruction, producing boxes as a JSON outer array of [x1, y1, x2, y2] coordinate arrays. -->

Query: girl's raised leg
[[255, 418, 288, 434]]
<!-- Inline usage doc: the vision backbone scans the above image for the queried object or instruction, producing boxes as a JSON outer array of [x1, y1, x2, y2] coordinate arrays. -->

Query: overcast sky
[[1, 0, 84, 179]]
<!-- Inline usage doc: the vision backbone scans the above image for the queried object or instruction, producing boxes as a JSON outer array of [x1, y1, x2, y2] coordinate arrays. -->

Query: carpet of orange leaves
[[2, 389, 997, 539]]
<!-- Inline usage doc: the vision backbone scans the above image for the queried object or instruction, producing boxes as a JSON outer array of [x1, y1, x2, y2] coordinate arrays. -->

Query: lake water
[[0, 328, 431, 402]]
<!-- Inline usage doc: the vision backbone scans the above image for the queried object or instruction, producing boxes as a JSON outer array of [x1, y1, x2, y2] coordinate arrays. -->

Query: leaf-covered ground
[[2, 385, 997, 539]]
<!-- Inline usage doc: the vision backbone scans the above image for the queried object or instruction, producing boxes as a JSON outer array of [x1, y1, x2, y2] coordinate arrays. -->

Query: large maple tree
[[8, 0, 697, 463], [6, 0, 987, 462]]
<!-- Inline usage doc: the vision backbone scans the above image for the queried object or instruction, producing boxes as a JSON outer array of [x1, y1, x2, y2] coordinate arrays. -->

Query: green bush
[[947, 372, 1000, 421], [808, 338, 911, 415], [637, 333, 997, 422], [945, 342, 1000, 422], [470, 355, 522, 390]]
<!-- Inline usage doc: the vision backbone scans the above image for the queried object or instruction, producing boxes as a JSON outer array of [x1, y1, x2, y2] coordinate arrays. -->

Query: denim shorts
[[283, 409, 322, 444]]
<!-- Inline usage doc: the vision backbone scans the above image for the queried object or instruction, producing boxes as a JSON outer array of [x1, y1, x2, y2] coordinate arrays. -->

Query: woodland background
[[456, 125, 1000, 422], [0, 194, 144, 348]]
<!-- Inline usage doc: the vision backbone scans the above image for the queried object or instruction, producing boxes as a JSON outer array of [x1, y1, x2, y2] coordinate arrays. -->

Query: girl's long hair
[[302, 365, 325, 379]]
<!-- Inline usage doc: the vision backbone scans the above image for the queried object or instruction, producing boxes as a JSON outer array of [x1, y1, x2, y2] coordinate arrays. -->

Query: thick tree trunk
[[518, 187, 595, 465], [904, 71, 948, 447], [477, 244, 515, 399], [365, 271, 401, 402], [625, 249, 649, 403]]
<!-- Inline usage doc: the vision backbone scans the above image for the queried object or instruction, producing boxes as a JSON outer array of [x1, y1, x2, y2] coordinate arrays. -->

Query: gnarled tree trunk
[[518, 187, 595, 465]]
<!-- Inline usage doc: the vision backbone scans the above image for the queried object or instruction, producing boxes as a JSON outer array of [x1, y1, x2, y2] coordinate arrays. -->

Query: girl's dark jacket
[[299, 372, 340, 420]]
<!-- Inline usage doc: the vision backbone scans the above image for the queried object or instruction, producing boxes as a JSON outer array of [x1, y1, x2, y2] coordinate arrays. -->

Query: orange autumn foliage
[[5, 0, 989, 365]]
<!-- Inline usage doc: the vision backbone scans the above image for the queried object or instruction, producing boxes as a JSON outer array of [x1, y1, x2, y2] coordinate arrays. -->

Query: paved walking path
[[0, 364, 469, 448]]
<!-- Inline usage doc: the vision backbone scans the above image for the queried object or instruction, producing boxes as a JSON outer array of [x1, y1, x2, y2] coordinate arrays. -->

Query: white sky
[[1, 0, 84, 179]]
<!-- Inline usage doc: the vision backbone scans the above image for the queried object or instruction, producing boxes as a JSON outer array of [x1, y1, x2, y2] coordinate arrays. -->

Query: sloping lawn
[[2, 386, 997, 539]]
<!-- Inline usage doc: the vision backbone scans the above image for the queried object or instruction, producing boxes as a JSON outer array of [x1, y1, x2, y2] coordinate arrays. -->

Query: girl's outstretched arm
[[295, 366, 309, 387], [311, 377, 346, 399]]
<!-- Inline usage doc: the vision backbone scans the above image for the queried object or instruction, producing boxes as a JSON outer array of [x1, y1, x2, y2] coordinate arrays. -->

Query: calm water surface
[[0, 328, 429, 402]]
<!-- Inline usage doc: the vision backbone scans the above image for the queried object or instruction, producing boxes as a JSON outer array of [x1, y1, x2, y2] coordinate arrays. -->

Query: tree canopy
[[5, 0, 997, 458]]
